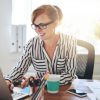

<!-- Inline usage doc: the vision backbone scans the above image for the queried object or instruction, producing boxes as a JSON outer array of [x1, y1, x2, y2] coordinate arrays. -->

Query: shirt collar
[[39, 38, 44, 47]]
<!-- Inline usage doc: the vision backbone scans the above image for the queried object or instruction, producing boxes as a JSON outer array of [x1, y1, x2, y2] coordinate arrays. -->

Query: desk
[[25, 79, 93, 100]]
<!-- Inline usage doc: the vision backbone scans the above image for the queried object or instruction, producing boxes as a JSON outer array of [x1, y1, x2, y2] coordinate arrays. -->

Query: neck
[[44, 34, 60, 46]]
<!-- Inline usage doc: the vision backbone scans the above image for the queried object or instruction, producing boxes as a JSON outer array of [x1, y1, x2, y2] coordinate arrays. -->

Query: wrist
[[5, 79, 12, 84]]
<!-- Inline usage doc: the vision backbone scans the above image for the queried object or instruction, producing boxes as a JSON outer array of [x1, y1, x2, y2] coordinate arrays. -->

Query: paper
[[85, 81, 100, 93], [87, 93, 97, 100], [85, 80, 100, 100]]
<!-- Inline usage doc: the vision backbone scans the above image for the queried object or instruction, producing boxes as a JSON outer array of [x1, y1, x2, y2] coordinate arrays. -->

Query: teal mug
[[47, 74, 60, 94]]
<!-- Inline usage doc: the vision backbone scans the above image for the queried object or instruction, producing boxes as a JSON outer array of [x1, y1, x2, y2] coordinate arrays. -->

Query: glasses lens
[[31, 24, 47, 30], [39, 25, 47, 29], [31, 24, 35, 29], [31, 21, 53, 30]]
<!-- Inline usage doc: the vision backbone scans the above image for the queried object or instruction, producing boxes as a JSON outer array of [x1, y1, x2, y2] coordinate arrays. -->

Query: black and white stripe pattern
[[5, 34, 77, 85]]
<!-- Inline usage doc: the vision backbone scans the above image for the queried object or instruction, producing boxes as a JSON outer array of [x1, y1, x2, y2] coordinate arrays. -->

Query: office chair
[[76, 39, 95, 79]]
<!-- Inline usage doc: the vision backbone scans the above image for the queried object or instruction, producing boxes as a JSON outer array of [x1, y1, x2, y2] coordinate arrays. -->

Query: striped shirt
[[6, 34, 77, 85]]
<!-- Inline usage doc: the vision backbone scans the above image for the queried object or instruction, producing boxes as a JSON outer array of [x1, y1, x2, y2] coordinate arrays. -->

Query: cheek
[[46, 27, 54, 33], [45, 30, 52, 36]]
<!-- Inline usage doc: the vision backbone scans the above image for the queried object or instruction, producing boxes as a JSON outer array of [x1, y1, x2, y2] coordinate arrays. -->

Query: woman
[[5, 4, 77, 90]]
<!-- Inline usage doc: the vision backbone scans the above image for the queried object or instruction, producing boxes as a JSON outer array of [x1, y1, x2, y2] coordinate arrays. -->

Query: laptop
[[0, 69, 32, 100]]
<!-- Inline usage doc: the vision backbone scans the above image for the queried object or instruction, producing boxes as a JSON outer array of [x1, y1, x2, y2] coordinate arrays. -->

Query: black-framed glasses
[[31, 21, 54, 30]]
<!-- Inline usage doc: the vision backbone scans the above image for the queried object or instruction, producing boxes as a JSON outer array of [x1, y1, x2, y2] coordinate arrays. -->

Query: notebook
[[0, 69, 32, 100], [12, 86, 32, 100]]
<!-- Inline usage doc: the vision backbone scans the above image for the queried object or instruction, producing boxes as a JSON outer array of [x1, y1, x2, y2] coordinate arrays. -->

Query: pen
[[31, 73, 49, 100]]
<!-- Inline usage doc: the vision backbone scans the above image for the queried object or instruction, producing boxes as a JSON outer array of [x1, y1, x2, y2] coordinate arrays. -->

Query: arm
[[5, 39, 33, 82], [60, 37, 77, 85]]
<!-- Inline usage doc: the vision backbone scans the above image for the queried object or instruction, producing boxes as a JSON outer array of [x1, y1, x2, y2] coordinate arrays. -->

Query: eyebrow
[[33, 20, 54, 26], [33, 23, 47, 26]]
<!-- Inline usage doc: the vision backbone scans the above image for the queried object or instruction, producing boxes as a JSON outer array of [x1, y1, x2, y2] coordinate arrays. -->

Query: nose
[[35, 27, 42, 32]]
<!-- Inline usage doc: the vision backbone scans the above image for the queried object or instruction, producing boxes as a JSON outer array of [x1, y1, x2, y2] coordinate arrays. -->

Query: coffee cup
[[47, 74, 60, 94]]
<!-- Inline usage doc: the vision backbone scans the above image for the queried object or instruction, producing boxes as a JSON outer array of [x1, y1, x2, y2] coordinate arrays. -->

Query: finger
[[21, 79, 26, 88], [21, 78, 29, 88], [6, 80, 14, 93], [9, 83, 14, 93]]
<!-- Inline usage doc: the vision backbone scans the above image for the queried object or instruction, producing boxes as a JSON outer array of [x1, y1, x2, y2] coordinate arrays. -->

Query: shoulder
[[27, 36, 40, 45], [60, 33, 77, 43], [25, 36, 39, 48]]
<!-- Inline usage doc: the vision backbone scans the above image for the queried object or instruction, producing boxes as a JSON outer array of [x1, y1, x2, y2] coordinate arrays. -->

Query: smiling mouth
[[39, 32, 45, 36]]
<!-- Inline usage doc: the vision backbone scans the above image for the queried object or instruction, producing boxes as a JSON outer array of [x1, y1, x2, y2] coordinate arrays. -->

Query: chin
[[39, 36, 45, 40], [40, 36, 49, 41]]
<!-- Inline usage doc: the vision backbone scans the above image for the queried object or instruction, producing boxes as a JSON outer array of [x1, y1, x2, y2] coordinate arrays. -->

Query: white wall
[[0, 0, 100, 79], [0, 0, 21, 74]]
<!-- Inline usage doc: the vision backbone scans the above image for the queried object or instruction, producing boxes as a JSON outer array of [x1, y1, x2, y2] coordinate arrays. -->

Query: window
[[12, 0, 100, 54]]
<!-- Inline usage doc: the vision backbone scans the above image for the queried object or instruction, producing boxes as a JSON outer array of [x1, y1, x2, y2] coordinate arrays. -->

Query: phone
[[67, 89, 87, 97]]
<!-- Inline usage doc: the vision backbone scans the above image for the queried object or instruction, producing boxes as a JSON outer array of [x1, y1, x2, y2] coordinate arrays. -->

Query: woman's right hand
[[5, 80, 14, 93]]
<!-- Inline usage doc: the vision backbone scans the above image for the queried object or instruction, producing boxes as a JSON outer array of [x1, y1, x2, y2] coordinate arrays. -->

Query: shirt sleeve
[[60, 36, 77, 85], [5, 39, 33, 82]]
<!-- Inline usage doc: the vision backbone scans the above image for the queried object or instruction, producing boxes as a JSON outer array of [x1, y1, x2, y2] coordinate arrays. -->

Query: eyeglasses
[[31, 21, 54, 30]]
